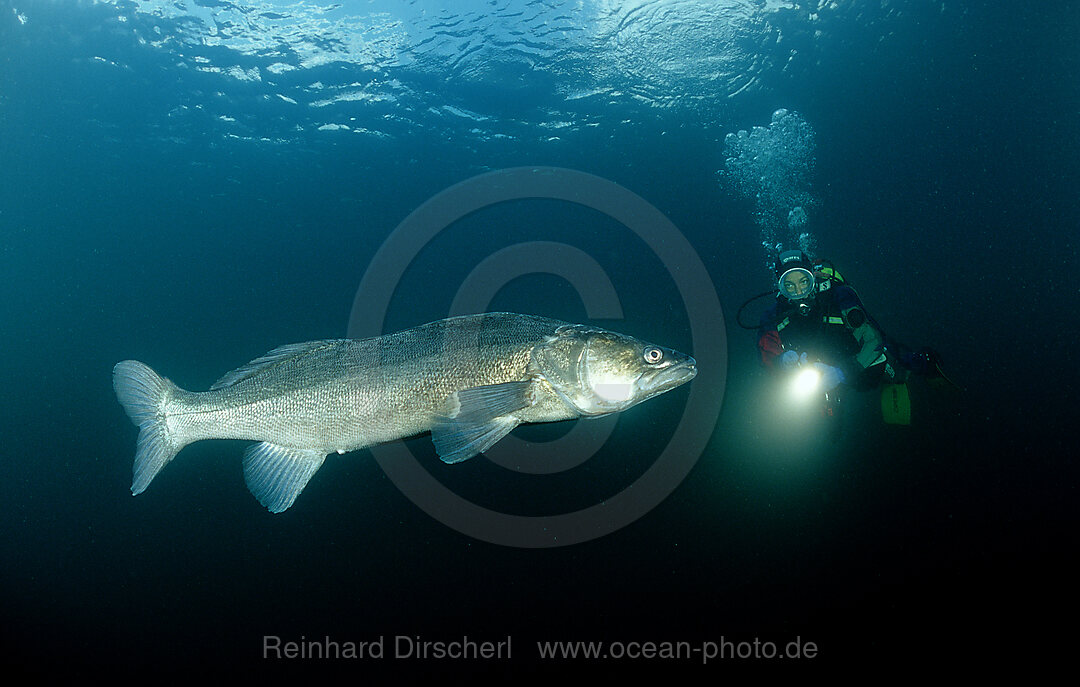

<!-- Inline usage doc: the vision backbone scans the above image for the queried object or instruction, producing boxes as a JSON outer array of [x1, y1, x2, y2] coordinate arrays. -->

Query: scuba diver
[[745, 249, 952, 435]]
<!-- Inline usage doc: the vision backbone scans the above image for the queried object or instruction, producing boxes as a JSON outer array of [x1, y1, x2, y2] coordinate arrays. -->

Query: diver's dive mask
[[778, 267, 816, 302]]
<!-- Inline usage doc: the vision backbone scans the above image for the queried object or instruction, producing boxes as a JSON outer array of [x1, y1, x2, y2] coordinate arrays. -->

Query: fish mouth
[[639, 356, 697, 396]]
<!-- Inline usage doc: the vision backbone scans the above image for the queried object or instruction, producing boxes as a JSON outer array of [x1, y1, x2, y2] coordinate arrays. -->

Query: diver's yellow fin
[[882, 383, 911, 425]]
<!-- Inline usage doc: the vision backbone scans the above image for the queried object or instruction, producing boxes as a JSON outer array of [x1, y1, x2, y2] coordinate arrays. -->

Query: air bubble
[[721, 109, 817, 269]]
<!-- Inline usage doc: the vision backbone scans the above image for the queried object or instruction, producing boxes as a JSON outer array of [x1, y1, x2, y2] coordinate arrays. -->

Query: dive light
[[790, 366, 822, 399]]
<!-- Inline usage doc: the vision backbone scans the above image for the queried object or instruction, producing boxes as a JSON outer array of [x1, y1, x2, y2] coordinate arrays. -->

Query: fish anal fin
[[242, 443, 326, 513]]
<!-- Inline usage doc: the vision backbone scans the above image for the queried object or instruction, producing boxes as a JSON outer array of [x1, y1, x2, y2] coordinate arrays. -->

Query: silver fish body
[[114, 312, 696, 512]]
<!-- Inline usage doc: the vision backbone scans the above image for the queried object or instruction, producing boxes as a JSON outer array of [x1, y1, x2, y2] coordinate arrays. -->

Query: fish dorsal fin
[[210, 341, 338, 390]]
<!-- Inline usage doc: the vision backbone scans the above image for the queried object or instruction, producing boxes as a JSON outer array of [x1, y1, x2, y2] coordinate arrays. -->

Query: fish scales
[[177, 313, 563, 451]]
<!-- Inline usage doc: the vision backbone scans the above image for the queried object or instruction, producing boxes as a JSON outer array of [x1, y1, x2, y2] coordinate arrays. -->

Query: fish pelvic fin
[[113, 360, 187, 496], [433, 416, 520, 464], [242, 443, 326, 513]]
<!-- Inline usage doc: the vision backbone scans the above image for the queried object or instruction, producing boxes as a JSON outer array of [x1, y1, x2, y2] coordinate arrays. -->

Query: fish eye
[[643, 347, 664, 364]]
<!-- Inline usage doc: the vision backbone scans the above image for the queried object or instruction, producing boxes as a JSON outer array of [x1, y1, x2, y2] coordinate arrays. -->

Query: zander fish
[[113, 312, 696, 512]]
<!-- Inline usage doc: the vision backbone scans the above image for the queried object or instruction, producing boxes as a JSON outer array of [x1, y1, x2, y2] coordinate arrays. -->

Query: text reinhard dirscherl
[[263, 635, 512, 660]]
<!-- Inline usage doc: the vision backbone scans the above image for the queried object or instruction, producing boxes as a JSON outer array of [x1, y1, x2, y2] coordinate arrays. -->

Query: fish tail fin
[[113, 360, 188, 496]]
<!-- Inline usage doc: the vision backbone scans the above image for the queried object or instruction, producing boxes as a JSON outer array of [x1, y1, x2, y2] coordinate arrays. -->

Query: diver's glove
[[812, 362, 846, 391], [779, 351, 808, 371]]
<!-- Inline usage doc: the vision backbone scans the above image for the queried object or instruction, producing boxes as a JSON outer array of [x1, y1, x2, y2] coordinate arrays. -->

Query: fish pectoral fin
[[431, 415, 519, 465], [242, 443, 327, 513], [431, 381, 533, 464], [443, 381, 534, 421]]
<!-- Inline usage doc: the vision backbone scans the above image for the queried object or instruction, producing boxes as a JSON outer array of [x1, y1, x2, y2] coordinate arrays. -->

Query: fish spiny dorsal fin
[[209, 340, 341, 390]]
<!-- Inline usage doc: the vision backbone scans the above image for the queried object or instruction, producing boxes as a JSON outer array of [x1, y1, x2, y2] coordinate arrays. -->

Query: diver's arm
[[842, 305, 888, 385], [758, 329, 784, 369], [832, 285, 888, 386], [757, 304, 785, 369]]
